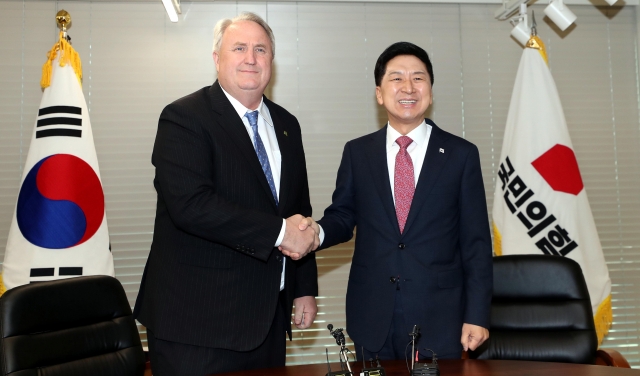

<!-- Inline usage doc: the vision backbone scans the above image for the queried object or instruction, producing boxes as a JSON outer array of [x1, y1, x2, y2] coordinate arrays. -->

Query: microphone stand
[[328, 324, 352, 374], [409, 325, 420, 370]]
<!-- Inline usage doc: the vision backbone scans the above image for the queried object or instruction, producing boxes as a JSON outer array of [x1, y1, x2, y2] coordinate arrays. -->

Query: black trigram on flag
[[36, 105, 82, 138], [30, 267, 83, 278]]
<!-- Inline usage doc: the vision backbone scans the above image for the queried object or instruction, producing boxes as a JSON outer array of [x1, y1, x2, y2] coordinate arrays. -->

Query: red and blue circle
[[17, 154, 105, 249]]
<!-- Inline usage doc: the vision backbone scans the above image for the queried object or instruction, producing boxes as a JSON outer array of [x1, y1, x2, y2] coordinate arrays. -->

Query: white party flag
[[492, 37, 611, 344], [2, 32, 114, 292]]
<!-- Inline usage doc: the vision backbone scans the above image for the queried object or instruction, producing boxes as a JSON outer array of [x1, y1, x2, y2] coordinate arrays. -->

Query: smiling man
[[134, 12, 318, 375], [293, 42, 493, 361]]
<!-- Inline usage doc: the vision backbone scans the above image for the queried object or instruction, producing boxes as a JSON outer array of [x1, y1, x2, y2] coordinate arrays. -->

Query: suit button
[[398, 243, 405, 249], [250, 250, 255, 255], [390, 277, 397, 283], [276, 255, 282, 262]]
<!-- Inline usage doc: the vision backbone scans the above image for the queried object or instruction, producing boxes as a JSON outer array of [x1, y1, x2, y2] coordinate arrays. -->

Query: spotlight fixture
[[544, 0, 576, 31], [495, 0, 530, 21], [510, 4, 530, 46], [161, 0, 181, 23]]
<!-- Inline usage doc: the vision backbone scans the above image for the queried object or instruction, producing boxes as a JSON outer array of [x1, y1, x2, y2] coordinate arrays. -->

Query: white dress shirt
[[318, 120, 432, 244], [221, 87, 286, 290], [386, 120, 432, 202]]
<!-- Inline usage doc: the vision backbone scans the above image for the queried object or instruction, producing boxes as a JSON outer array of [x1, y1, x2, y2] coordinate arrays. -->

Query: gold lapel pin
[[284, 131, 288, 136]]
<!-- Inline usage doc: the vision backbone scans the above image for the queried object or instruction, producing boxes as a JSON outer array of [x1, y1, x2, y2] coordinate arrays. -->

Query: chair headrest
[[0, 275, 131, 338], [493, 255, 590, 301]]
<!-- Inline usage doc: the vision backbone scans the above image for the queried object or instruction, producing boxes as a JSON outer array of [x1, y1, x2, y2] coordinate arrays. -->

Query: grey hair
[[213, 12, 275, 57]]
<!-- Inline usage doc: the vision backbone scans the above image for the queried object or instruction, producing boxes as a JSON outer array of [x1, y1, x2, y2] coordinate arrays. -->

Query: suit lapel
[[209, 82, 278, 210], [402, 122, 451, 236], [267, 98, 291, 216], [366, 126, 401, 237]]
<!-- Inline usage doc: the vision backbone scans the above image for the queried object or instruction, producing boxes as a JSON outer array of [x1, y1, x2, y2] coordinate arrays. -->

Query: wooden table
[[216, 359, 640, 376]]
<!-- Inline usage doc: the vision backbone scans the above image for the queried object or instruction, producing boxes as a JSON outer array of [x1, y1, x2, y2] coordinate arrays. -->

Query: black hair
[[374, 42, 434, 87]]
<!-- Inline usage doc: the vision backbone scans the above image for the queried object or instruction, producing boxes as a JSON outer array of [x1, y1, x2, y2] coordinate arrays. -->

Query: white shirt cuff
[[275, 218, 286, 247], [318, 224, 325, 246]]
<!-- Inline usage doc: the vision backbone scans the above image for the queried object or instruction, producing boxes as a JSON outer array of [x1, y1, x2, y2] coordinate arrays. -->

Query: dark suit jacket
[[318, 120, 492, 357], [134, 81, 318, 351]]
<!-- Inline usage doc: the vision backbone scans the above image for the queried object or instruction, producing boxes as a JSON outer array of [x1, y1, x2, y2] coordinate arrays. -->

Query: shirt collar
[[220, 85, 274, 127], [386, 120, 429, 150]]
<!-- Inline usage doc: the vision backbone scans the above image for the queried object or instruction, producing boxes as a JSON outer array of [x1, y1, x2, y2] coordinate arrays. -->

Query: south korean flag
[[2, 34, 114, 291]]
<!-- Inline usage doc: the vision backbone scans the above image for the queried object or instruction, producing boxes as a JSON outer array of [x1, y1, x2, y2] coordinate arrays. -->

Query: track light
[[495, 0, 529, 21], [544, 0, 576, 31], [510, 4, 530, 46], [161, 0, 181, 23]]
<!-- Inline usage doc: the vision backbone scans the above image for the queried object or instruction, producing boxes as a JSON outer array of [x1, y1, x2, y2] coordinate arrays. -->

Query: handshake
[[278, 214, 320, 260]]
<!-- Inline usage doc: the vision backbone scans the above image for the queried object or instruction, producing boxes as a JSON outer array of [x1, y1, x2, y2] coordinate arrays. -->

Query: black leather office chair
[[467, 254, 629, 367], [0, 275, 146, 376]]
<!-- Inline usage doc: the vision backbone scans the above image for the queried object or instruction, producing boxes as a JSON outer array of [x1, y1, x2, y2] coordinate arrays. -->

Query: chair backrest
[[0, 275, 145, 376], [469, 254, 598, 364]]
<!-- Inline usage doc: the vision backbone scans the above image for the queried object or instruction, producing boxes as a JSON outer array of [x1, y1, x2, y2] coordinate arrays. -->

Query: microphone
[[328, 324, 346, 346]]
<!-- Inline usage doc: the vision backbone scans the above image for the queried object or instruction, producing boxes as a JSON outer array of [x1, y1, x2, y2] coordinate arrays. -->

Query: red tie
[[395, 136, 415, 234]]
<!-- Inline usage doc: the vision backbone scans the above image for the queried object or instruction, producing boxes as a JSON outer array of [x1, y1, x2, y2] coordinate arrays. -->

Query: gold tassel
[[41, 31, 83, 89], [0, 274, 6, 297], [526, 35, 548, 65], [493, 223, 502, 256], [40, 42, 57, 89], [594, 295, 613, 346]]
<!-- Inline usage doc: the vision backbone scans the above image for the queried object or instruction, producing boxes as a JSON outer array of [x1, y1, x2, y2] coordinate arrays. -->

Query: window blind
[[1, 0, 639, 367]]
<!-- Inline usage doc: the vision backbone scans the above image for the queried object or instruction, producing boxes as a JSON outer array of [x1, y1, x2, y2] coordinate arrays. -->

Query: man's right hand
[[279, 214, 319, 260]]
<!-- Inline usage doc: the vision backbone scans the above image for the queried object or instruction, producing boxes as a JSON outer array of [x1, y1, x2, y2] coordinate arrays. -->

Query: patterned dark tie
[[245, 111, 278, 206], [395, 136, 415, 234]]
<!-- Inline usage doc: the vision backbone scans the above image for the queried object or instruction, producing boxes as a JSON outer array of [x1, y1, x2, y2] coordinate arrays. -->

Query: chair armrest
[[595, 349, 631, 368]]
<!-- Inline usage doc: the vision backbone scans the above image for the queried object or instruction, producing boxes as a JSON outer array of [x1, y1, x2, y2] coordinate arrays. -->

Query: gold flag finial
[[56, 10, 71, 32]]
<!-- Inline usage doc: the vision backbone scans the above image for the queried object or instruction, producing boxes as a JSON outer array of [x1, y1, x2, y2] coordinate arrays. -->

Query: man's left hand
[[460, 323, 489, 351], [292, 296, 317, 329]]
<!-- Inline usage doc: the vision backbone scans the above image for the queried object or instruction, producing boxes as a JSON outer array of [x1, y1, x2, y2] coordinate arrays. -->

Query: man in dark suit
[[289, 42, 492, 361], [134, 12, 319, 375]]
